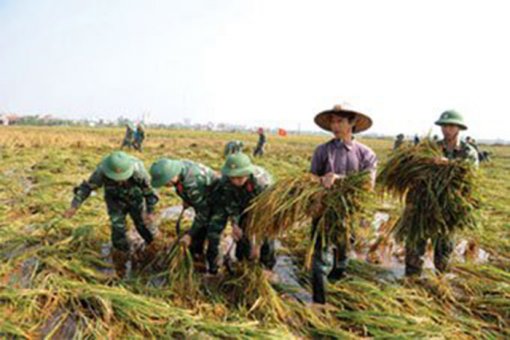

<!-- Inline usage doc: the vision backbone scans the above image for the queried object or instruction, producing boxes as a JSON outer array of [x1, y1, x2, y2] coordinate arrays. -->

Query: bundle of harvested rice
[[148, 241, 200, 301], [245, 171, 374, 244], [244, 173, 322, 238], [377, 140, 480, 246], [221, 263, 290, 322], [167, 245, 201, 299]]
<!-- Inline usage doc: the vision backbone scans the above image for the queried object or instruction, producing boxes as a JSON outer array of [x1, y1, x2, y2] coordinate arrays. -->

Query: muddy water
[[272, 241, 313, 303], [159, 205, 195, 221], [40, 309, 78, 339], [83, 208, 491, 300], [366, 212, 490, 280]]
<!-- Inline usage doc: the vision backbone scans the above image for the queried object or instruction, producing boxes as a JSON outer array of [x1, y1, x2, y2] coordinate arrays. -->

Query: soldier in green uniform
[[224, 140, 244, 157], [133, 123, 146, 152], [121, 122, 136, 150], [405, 110, 479, 277], [253, 128, 266, 157], [149, 159, 220, 261], [206, 153, 276, 274], [393, 133, 405, 150], [64, 151, 159, 277]]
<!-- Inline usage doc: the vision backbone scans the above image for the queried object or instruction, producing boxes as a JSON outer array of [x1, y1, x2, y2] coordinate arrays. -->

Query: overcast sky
[[0, 0, 509, 139]]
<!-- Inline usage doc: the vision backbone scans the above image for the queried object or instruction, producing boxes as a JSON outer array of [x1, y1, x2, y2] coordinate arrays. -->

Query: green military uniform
[[224, 140, 244, 157], [121, 123, 136, 150], [206, 154, 276, 274], [405, 110, 479, 276], [393, 134, 405, 150], [150, 159, 220, 257], [133, 124, 145, 152], [72, 152, 158, 252], [253, 131, 266, 157]]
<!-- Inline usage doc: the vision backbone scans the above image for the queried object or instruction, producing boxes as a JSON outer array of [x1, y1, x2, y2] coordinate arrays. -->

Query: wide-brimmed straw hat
[[314, 104, 373, 133]]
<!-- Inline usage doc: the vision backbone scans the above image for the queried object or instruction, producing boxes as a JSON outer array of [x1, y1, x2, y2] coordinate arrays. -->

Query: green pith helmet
[[149, 158, 183, 188], [126, 122, 135, 130], [222, 153, 255, 177], [101, 151, 135, 181], [435, 110, 467, 130]]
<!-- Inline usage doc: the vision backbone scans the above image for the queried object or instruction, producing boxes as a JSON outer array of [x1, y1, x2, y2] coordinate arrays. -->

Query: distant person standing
[[134, 123, 146, 152], [253, 128, 266, 157], [466, 137, 491, 163], [121, 122, 136, 150], [393, 134, 405, 150], [224, 140, 244, 157], [413, 134, 420, 146]]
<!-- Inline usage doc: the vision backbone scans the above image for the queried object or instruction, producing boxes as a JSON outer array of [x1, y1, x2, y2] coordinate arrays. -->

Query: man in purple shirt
[[310, 104, 377, 304]]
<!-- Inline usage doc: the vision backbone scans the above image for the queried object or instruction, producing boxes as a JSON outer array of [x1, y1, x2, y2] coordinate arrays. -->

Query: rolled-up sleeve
[[71, 168, 104, 208]]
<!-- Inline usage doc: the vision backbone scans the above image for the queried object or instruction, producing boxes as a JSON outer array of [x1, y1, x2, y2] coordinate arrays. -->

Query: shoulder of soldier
[[461, 141, 478, 156], [215, 175, 231, 191], [88, 163, 106, 182], [252, 166, 273, 187], [185, 160, 217, 184], [130, 158, 151, 180], [130, 157, 145, 171]]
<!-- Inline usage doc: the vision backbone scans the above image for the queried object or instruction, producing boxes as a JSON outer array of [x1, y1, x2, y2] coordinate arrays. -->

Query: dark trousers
[[405, 236, 454, 276], [311, 216, 351, 304], [206, 215, 276, 272], [188, 208, 211, 258], [106, 197, 154, 252], [253, 145, 264, 157]]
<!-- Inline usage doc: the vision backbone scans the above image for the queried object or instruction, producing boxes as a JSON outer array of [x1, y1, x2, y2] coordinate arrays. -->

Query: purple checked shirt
[[310, 139, 378, 183]]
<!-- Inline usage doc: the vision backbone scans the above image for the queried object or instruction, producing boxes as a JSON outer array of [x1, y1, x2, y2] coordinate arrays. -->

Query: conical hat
[[314, 104, 373, 133]]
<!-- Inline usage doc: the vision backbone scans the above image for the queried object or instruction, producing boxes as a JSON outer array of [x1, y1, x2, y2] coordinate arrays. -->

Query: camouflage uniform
[[393, 134, 405, 150], [405, 140, 479, 276], [71, 158, 158, 252], [206, 166, 275, 273], [173, 161, 220, 256], [121, 126, 135, 149], [224, 140, 244, 157], [133, 127, 145, 152]]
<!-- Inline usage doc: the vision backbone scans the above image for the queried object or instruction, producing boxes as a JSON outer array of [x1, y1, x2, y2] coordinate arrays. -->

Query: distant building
[[0, 115, 9, 126], [0, 114, 20, 126]]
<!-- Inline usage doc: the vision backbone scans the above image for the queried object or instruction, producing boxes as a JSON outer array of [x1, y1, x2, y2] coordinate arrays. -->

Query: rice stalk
[[377, 140, 481, 245], [245, 172, 374, 245]]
